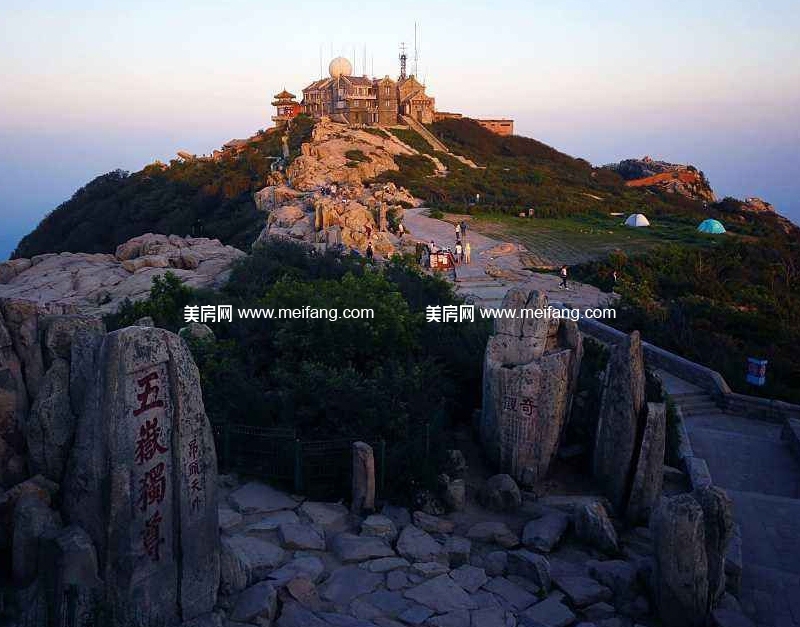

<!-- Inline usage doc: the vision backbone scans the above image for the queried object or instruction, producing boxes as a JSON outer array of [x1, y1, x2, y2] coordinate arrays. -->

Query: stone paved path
[[403, 208, 616, 311], [660, 370, 800, 627]]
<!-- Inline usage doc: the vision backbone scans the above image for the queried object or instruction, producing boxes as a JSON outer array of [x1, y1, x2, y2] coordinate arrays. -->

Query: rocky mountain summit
[[604, 156, 716, 203], [253, 119, 431, 256], [0, 234, 244, 315]]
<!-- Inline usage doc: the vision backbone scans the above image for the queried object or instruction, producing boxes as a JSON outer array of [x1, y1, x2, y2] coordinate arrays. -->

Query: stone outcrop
[[63, 326, 220, 626], [0, 234, 245, 315], [651, 494, 709, 627], [606, 156, 716, 203], [693, 485, 734, 608], [575, 500, 619, 555], [480, 473, 522, 511], [26, 357, 74, 482], [285, 120, 416, 191], [480, 288, 582, 486], [12, 492, 62, 585], [351, 441, 375, 514], [626, 401, 667, 525], [0, 306, 28, 487], [256, 181, 415, 257], [593, 331, 646, 511], [254, 119, 422, 257]]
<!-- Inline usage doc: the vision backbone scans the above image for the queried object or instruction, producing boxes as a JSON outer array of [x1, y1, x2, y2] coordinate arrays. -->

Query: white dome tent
[[625, 213, 650, 227]]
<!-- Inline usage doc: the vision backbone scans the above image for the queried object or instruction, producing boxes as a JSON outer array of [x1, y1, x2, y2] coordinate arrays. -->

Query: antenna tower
[[413, 22, 419, 77], [399, 42, 407, 80]]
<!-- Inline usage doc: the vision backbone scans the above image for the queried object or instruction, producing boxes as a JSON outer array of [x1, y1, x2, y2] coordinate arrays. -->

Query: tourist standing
[[429, 240, 438, 253], [455, 240, 463, 265], [455, 222, 461, 241], [559, 265, 568, 289], [465, 241, 471, 264], [366, 242, 374, 263], [397, 222, 405, 239], [460, 220, 468, 240]]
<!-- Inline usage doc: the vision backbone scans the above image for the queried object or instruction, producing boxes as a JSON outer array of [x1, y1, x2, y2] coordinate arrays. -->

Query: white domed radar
[[329, 56, 353, 79]]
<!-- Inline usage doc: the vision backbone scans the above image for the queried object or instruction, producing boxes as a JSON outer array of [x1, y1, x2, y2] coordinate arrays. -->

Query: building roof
[[343, 75, 373, 87], [273, 89, 296, 100], [303, 78, 332, 92]]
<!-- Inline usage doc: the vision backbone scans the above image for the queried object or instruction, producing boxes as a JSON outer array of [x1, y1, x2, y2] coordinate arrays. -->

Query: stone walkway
[[403, 208, 616, 311], [661, 371, 800, 627], [215, 478, 657, 627]]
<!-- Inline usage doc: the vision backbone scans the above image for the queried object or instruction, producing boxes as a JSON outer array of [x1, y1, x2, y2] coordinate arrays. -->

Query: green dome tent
[[697, 218, 726, 234]]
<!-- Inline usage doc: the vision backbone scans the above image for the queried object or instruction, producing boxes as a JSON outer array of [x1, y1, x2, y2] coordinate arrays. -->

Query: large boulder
[[651, 494, 709, 627], [220, 535, 285, 594], [626, 402, 667, 525], [480, 474, 522, 512], [0, 236, 245, 315], [41, 314, 106, 364], [13, 493, 62, 585], [38, 525, 102, 626], [593, 331, 646, 511], [522, 510, 570, 552], [62, 326, 220, 625], [575, 501, 619, 554], [0, 307, 28, 487], [26, 358, 75, 482], [480, 289, 582, 486], [396, 525, 448, 563], [694, 485, 734, 608]]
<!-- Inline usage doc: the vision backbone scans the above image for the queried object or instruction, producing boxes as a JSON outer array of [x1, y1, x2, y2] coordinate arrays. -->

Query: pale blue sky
[[2, 0, 799, 258]]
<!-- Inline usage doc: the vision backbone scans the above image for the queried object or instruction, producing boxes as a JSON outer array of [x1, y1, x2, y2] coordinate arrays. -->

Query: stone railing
[[578, 317, 800, 423]]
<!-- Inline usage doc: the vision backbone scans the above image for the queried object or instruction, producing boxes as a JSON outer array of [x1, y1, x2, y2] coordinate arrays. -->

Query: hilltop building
[[299, 56, 435, 125], [435, 112, 514, 136], [272, 89, 301, 126], [272, 53, 511, 133]]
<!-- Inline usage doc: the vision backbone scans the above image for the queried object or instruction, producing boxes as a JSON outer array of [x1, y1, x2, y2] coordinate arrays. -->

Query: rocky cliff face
[[252, 119, 423, 257], [0, 234, 245, 315], [605, 156, 716, 203]]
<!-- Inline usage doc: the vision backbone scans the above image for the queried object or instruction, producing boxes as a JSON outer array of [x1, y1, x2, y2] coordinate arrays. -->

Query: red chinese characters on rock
[[133, 369, 170, 563], [134, 371, 165, 417], [135, 417, 169, 465], [142, 510, 165, 562], [186, 437, 204, 513], [502, 395, 535, 417], [138, 462, 166, 512]]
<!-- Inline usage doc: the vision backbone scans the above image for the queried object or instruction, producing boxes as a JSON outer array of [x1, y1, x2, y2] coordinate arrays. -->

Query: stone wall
[[579, 317, 800, 422]]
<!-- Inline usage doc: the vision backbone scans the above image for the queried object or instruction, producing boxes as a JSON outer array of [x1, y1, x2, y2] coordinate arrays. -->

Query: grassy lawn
[[447, 211, 724, 267]]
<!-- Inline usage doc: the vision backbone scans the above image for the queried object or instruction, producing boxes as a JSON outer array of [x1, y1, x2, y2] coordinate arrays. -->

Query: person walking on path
[[455, 222, 461, 241], [397, 222, 405, 240], [455, 240, 463, 265], [465, 241, 471, 264], [460, 220, 468, 241], [366, 242, 374, 263], [559, 265, 569, 289]]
